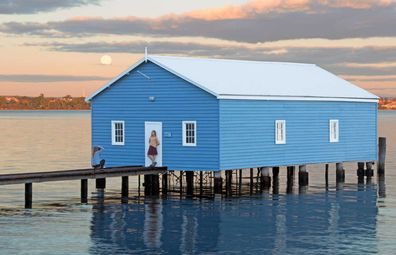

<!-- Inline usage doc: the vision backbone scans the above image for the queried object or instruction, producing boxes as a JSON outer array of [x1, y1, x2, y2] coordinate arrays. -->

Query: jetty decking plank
[[0, 166, 167, 185]]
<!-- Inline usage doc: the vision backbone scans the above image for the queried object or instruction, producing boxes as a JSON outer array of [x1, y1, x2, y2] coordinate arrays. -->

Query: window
[[329, 119, 339, 143], [275, 120, 286, 144], [182, 121, 196, 146], [112, 121, 125, 145]]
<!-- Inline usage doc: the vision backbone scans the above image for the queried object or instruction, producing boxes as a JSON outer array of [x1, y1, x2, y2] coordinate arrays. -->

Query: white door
[[145, 122, 162, 167]]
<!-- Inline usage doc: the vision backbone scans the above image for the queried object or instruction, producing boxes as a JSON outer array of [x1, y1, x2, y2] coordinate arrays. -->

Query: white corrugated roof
[[87, 55, 378, 102]]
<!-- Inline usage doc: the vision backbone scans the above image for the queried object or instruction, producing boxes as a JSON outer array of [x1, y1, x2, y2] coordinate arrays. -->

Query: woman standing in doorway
[[147, 130, 160, 167]]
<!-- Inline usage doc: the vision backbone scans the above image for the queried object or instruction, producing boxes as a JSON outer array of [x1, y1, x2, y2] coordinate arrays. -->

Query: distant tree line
[[0, 94, 395, 110], [378, 98, 396, 110], [0, 94, 90, 110]]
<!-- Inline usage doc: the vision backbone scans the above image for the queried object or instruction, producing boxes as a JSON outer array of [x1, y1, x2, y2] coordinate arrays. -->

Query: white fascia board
[[217, 95, 379, 103], [85, 58, 146, 102], [147, 57, 219, 98]]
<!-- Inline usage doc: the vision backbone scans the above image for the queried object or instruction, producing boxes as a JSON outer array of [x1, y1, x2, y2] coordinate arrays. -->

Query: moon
[[100, 55, 112, 65]]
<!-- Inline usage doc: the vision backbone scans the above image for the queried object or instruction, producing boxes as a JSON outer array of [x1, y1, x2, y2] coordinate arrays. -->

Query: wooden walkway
[[0, 166, 167, 208], [0, 166, 167, 185]]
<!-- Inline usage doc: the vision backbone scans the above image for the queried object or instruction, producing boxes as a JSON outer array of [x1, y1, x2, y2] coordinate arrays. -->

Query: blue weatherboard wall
[[91, 61, 219, 170], [219, 100, 377, 170]]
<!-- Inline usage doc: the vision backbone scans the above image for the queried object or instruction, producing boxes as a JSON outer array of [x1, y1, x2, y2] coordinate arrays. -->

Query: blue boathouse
[[86, 55, 378, 172]]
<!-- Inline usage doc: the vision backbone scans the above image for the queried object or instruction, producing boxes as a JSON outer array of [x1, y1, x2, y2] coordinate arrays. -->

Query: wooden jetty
[[0, 166, 167, 208], [0, 137, 386, 209]]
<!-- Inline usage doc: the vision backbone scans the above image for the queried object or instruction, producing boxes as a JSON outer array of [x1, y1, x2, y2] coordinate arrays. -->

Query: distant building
[[86, 55, 378, 171]]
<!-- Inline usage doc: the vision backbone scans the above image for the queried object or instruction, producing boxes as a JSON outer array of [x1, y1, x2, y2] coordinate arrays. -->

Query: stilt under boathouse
[[86, 54, 379, 195]]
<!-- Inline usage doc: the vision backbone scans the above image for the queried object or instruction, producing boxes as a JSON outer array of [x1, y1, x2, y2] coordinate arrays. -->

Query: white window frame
[[275, 120, 286, 144], [329, 119, 339, 143], [182, 121, 197, 146], [111, 120, 125, 145]]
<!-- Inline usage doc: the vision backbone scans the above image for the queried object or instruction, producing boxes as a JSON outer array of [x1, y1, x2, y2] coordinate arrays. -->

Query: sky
[[0, 0, 396, 97]]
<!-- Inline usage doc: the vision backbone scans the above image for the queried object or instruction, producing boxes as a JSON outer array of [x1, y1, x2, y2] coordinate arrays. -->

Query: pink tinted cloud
[[183, 0, 394, 20]]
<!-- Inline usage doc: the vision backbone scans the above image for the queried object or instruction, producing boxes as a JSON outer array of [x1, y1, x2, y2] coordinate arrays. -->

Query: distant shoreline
[[0, 95, 90, 110], [1, 95, 396, 110]]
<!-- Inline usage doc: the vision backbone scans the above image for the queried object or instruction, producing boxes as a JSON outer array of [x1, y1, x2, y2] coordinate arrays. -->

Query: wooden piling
[[325, 164, 329, 186], [25, 183, 32, 209], [366, 162, 374, 178], [186, 171, 194, 197], [378, 137, 386, 175], [121, 176, 129, 202], [272, 173, 279, 195], [214, 171, 222, 194], [138, 175, 141, 196], [357, 162, 365, 176], [249, 168, 254, 195], [225, 170, 233, 196], [286, 166, 295, 194], [336, 162, 345, 183], [96, 178, 106, 190], [81, 179, 88, 204], [144, 174, 160, 196], [298, 165, 308, 186], [272, 167, 280, 179], [179, 171, 183, 195], [287, 166, 295, 180], [260, 167, 271, 190], [238, 169, 242, 194], [378, 174, 386, 198], [162, 173, 168, 195], [199, 171, 203, 196]]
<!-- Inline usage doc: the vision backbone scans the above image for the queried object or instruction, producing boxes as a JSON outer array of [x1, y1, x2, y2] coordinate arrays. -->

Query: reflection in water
[[144, 199, 163, 249], [89, 185, 378, 254]]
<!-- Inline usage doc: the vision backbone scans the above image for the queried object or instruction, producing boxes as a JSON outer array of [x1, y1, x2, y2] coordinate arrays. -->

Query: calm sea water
[[0, 110, 395, 254]]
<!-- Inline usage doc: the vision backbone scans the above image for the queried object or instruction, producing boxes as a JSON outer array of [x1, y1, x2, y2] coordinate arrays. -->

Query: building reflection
[[89, 185, 378, 254]]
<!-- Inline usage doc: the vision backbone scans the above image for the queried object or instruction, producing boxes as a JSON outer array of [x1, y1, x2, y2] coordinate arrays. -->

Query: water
[[0, 110, 395, 254]]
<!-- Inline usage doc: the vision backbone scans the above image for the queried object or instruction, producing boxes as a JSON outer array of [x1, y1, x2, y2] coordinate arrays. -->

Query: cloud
[[0, 0, 101, 14], [26, 40, 396, 77], [0, 74, 110, 83], [2, 1, 396, 42]]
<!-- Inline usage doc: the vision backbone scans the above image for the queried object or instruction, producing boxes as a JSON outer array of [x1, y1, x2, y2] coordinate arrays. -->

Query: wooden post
[[357, 162, 365, 184], [81, 179, 88, 204], [286, 166, 295, 194], [179, 171, 183, 195], [366, 162, 374, 178], [153, 174, 160, 195], [225, 170, 233, 196], [162, 173, 168, 195], [214, 171, 222, 194], [144, 174, 160, 196], [250, 168, 254, 195], [121, 176, 129, 202], [144, 174, 151, 195], [325, 164, 329, 186], [25, 183, 32, 209], [199, 171, 203, 196], [378, 137, 386, 175], [96, 178, 106, 190], [272, 174, 279, 195], [287, 166, 295, 181], [238, 169, 242, 195], [260, 167, 271, 190], [138, 175, 141, 197], [186, 171, 194, 197], [378, 174, 386, 198], [298, 165, 308, 186], [336, 162, 345, 183], [272, 167, 280, 179]]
